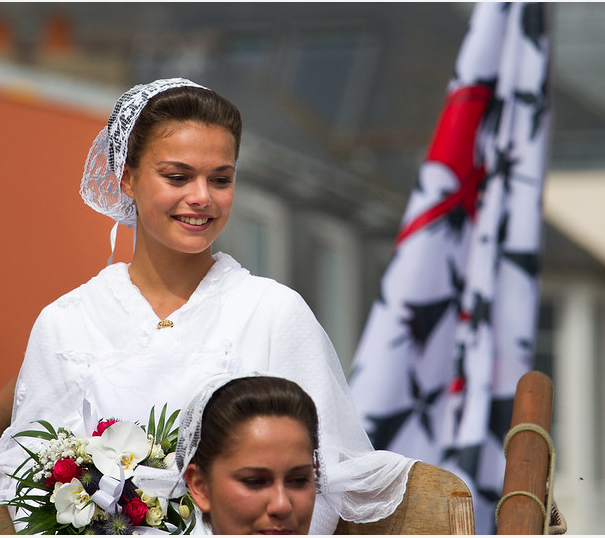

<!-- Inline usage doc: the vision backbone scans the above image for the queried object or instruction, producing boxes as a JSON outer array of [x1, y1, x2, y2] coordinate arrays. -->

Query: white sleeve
[[264, 288, 416, 533], [0, 307, 81, 503]]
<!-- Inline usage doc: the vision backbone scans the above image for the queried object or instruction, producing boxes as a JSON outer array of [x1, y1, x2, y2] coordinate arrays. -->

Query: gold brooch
[[157, 319, 174, 329]]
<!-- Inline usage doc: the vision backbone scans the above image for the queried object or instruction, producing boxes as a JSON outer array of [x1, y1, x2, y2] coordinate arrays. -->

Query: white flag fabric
[[348, 3, 551, 533]]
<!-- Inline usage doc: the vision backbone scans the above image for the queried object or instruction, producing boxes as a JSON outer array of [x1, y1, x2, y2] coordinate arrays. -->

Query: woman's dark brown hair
[[191, 376, 319, 477], [126, 85, 243, 169]]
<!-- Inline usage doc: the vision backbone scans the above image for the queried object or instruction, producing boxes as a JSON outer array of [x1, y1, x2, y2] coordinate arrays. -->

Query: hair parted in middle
[[191, 376, 320, 480], [126, 85, 243, 171]]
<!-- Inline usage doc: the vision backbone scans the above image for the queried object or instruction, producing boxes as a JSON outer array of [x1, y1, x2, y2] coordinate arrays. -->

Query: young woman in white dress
[[0, 78, 415, 534]]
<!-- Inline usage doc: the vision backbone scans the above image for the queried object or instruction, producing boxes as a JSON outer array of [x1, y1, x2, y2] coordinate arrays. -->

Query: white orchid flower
[[86, 421, 150, 479], [54, 478, 95, 529]]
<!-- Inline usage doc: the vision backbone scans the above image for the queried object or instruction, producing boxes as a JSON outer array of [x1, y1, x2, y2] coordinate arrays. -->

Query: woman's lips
[[174, 215, 210, 226]]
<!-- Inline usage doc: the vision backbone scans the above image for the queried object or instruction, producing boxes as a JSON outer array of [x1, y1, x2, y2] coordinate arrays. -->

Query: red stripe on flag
[[395, 85, 493, 247]]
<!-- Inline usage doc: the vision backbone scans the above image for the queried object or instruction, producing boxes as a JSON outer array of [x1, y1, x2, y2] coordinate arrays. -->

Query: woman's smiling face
[[186, 415, 316, 535], [121, 120, 236, 258]]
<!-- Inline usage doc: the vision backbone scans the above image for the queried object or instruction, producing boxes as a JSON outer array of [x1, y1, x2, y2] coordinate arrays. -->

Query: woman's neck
[[128, 245, 216, 320]]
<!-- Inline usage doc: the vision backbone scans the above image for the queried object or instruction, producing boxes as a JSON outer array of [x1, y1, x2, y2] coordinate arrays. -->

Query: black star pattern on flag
[[496, 213, 512, 270], [412, 374, 445, 442], [489, 397, 515, 444], [450, 260, 465, 313], [521, 2, 546, 51], [497, 212, 540, 279], [516, 338, 534, 368], [366, 369, 445, 449], [482, 92, 503, 140], [439, 347, 468, 462], [502, 250, 540, 278], [366, 407, 414, 451], [441, 445, 458, 463], [449, 343, 468, 432], [493, 143, 518, 192], [478, 487, 503, 505], [446, 202, 474, 240], [477, 487, 502, 534], [469, 292, 492, 333], [399, 298, 451, 350], [455, 444, 482, 483], [515, 78, 549, 140], [391, 259, 463, 350]]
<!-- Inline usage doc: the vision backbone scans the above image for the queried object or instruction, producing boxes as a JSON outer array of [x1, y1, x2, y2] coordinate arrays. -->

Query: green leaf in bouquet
[[13, 420, 59, 442], [166, 494, 195, 535], [33, 420, 58, 437], [11, 470, 45, 498], [156, 404, 167, 441], [146, 404, 180, 453], [12, 430, 55, 442], [8, 444, 50, 499], [4, 485, 49, 505], [12, 503, 63, 535], [163, 409, 180, 444], [147, 406, 156, 440], [11, 439, 42, 466]]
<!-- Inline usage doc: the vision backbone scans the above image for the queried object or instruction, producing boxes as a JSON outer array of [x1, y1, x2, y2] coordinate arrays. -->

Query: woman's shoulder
[[38, 263, 129, 317], [213, 252, 303, 303]]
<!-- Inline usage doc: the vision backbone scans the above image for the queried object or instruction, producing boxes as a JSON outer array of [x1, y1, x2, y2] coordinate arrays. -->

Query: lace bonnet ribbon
[[167, 372, 251, 497], [79, 78, 208, 263]]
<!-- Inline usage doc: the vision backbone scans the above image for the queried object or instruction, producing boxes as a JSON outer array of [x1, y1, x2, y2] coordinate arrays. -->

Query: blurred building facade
[[1, 2, 604, 533]]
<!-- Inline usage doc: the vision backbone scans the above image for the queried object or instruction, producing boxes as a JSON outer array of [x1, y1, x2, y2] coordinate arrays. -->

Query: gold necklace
[[157, 319, 174, 329]]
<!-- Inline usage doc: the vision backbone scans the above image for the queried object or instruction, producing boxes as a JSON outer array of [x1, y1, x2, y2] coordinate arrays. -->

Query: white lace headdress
[[79, 78, 208, 228], [171, 371, 325, 498], [173, 372, 242, 488]]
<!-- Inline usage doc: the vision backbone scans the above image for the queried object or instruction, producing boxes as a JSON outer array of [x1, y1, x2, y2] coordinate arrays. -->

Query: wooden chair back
[[334, 461, 475, 534]]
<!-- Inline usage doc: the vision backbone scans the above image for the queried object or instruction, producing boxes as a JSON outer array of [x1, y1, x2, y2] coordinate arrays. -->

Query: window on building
[[214, 184, 290, 284], [283, 29, 379, 130], [304, 212, 362, 375]]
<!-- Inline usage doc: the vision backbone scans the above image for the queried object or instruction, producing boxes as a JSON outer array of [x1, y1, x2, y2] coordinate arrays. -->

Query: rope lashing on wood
[[495, 422, 566, 534]]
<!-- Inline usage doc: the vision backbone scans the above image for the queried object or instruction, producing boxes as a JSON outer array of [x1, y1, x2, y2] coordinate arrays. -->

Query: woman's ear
[[121, 167, 135, 199], [185, 463, 211, 513]]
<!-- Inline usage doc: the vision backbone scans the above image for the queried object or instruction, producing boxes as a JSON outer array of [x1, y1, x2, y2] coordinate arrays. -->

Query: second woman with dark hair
[[178, 374, 320, 535]]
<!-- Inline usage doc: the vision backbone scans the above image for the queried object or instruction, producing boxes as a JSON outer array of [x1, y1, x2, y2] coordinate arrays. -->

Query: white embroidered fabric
[[0, 253, 416, 534], [79, 78, 207, 226]]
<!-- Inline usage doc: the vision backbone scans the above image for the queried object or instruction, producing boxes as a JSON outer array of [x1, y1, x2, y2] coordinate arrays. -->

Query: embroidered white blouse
[[0, 252, 415, 534]]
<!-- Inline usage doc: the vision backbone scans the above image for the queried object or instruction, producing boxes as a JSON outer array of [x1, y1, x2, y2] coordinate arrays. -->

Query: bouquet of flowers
[[5, 405, 195, 535]]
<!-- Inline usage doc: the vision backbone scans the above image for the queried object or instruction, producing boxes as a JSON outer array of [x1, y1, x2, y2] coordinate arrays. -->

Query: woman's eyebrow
[[157, 161, 235, 172], [157, 160, 195, 170], [237, 464, 314, 473]]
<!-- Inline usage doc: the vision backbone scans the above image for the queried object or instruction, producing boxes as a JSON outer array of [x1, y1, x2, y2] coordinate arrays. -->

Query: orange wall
[[0, 91, 133, 386]]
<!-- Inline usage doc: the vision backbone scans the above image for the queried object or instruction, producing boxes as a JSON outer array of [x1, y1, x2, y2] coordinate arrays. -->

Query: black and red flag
[[349, 3, 552, 532]]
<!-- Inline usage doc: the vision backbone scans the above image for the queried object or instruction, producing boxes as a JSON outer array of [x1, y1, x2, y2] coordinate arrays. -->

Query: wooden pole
[[497, 371, 554, 535]]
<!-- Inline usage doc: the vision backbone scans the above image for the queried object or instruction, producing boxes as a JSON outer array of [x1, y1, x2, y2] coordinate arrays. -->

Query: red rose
[[123, 496, 148, 526], [52, 458, 82, 484], [93, 419, 118, 437]]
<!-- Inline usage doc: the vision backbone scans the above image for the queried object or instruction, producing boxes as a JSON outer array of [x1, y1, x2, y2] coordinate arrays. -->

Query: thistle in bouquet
[[4, 404, 195, 535]]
